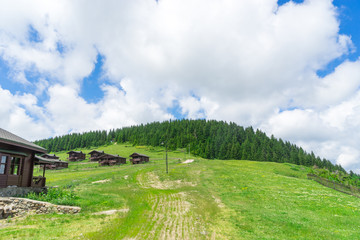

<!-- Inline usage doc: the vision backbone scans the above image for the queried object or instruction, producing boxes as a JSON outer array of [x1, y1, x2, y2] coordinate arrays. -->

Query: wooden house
[[56, 160, 68, 169], [41, 153, 64, 169], [129, 153, 150, 164], [40, 154, 68, 170], [88, 150, 104, 161], [0, 128, 48, 188], [67, 151, 86, 162], [98, 154, 126, 166], [41, 153, 59, 160]]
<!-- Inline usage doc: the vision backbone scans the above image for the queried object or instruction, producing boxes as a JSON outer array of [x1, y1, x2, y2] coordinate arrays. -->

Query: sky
[[0, 0, 360, 172]]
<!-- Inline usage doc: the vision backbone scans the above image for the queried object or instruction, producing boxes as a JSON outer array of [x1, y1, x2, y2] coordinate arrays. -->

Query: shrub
[[25, 187, 79, 206]]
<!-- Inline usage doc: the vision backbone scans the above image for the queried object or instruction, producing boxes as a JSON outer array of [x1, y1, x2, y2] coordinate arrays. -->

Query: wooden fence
[[307, 174, 360, 198]]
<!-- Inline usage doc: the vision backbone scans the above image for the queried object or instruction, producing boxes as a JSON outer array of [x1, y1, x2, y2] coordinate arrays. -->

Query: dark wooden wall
[[0, 143, 36, 188]]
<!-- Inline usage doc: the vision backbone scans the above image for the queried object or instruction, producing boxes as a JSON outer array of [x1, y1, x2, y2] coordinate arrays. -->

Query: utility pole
[[162, 141, 169, 174], [166, 141, 168, 174], [189, 144, 190, 159]]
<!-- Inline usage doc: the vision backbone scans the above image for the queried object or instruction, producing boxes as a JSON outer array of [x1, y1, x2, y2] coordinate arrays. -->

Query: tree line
[[34, 119, 346, 173]]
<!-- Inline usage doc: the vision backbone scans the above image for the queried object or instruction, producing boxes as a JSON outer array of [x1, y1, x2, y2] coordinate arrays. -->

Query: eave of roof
[[89, 150, 104, 154], [35, 155, 65, 164], [67, 151, 83, 154], [0, 128, 46, 153], [42, 153, 57, 157], [130, 152, 149, 158], [0, 149, 28, 157], [99, 153, 126, 158]]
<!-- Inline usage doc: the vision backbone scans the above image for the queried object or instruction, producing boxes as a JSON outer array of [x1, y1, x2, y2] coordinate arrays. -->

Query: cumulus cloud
[[262, 88, 360, 172], [0, 86, 51, 140], [41, 79, 172, 136], [0, 0, 360, 171], [301, 59, 360, 108]]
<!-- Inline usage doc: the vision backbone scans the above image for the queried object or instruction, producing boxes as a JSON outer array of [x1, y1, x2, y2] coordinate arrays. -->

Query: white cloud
[[337, 147, 360, 169], [304, 59, 360, 108], [45, 84, 98, 135], [179, 96, 219, 119], [34, 78, 49, 96], [95, 79, 173, 129], [262, 88, 360, 172], [0, 0, 359, 171], [0, 86, 51, 140], [261, 109, 336, 142]]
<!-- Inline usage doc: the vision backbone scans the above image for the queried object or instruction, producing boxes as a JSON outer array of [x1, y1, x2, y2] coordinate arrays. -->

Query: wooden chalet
[[88, 150, 104, 161], [129, 153, 149, 164], [67, 151, 86, 162], [98, 154, 126, 166], [40, 154, 68, 170], [0, 128, 48, 188], [41, 153, 59, 160]]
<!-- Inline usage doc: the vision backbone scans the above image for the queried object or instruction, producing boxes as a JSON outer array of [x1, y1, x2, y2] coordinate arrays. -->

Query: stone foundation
[[0, 186, 47, 197], [0, 197, 81, 219]]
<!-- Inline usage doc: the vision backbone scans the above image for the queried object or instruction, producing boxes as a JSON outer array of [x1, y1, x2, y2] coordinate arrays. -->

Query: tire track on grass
[[130, 172, 204, 239]]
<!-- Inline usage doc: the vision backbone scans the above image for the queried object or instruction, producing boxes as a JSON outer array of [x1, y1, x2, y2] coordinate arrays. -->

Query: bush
[[25, 187, 79, 206]]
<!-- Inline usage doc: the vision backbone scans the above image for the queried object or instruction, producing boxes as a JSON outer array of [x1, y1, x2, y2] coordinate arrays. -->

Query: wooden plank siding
[[129, 153, 150, 164], [0, 129, 46, 188], [67, 151, 86, 162]]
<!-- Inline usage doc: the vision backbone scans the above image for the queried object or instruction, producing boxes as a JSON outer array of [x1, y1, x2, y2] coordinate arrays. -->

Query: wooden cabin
[[98, 154, 126, 166], [41, 153, 59, 160], [88, 150, 104, 161], [129, 153, 150, 164], [40, 153, 67, 169], [67, 151, 86, 162], [0, 128, 47, 188], [39, 154, 68, 170]]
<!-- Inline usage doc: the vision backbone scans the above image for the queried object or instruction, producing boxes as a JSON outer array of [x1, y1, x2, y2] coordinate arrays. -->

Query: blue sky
[[2, 0, 359, 108], [277, 0, 360, 77], [0, 0, 360, 172], [80, 54, 106, 104]]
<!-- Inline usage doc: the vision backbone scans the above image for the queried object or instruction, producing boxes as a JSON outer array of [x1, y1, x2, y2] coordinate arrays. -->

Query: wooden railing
[[32, 176, 46, 187], [307, 174, 360, 198]]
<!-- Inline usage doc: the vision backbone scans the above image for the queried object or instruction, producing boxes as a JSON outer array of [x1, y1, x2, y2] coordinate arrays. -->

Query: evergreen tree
[[34, 119, 346, 173]]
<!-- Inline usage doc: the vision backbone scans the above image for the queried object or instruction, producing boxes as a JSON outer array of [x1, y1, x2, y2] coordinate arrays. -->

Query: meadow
[[1, 143, 360, 239]]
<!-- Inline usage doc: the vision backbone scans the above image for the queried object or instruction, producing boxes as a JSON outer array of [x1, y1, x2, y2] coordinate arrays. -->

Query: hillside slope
[[1, 144, 359, 239], [35, 119, 345, 173]]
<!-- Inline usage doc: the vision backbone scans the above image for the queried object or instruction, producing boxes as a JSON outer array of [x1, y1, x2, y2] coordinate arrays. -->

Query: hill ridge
[[34, 119, 345, 173]]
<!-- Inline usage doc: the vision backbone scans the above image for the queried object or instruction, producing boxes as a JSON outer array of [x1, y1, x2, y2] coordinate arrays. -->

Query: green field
[[1, 143, 360, 239]]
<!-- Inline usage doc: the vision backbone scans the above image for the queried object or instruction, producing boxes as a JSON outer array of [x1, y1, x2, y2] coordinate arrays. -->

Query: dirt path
[[146, 192, 197, 239], [182, 159, 194, 164], [137, 172, 196, 189], [129, 172, 205, 239]]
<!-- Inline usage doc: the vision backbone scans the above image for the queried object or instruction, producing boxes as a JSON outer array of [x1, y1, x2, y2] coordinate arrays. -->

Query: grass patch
[[24, 187, 79, 206], [2, 143, 360, 239]]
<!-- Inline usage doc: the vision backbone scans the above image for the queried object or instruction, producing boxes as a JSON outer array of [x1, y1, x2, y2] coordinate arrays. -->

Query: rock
[[0, 197, 81, 219]]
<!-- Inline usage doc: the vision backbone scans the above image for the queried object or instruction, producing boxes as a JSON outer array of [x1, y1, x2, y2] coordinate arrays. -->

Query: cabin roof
[[89, 150, 104, 154], [130, 152, 149, 158], [35, 155, 64, 164], [42, 153, 57, 157], [99, 153, 126, 158], [67, 151, 83, 154], [0, 128, 46, 153]]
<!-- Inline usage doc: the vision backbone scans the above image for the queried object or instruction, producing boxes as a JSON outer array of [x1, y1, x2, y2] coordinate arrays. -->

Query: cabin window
[[10, 156, 21, 175], [0, 155, 6, 174]]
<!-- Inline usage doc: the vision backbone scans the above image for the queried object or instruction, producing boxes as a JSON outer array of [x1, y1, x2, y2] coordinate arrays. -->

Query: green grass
[[1, 143, 360, 239]]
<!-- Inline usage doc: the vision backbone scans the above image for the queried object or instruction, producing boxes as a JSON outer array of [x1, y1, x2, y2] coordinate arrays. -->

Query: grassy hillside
[[1, 143, 360, 239]]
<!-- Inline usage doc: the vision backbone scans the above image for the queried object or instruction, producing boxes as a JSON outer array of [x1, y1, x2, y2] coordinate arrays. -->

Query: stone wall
[[0, 186, 47, 197], [0, 197, 81, 219]]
